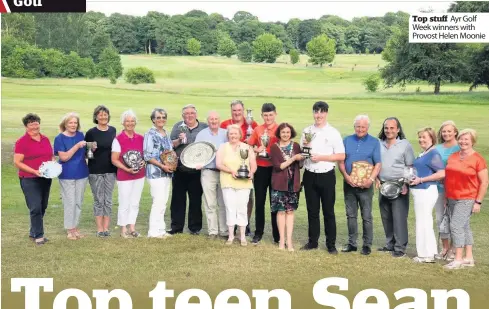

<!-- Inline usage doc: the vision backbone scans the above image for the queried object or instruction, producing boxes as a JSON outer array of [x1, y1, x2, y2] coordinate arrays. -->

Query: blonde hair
[[226, 124, 242, 139], [458, 128, 477, 145], [417, 127, 437, 145], [437, 120, 459, 143], [59, 112, 81, 132]]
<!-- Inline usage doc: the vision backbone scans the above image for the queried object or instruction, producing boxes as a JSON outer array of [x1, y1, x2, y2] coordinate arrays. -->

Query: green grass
[[2, 54, 489, 308]]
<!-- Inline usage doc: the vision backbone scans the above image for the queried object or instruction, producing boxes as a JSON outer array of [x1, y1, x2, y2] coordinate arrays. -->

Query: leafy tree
[[381, 28, 466, 94], [252, 33, 283, 63], [105, 13, 139, 53], [89, 27, 113, 62], [233, 11, 257, 23], [2, 45, 45, 78], [262, 22, 293, 52], [306, 34, 336, 67], [297, 19, 322, 51], [363, 74, 381, 92], [232, 19, 264, 44], [97, 47, 123, 78], [237, 42, 253, 62], [1, 13, 36, 43], [186, 38, 201, 55], [185, 10, 208, 18], [449, 1, 489, 12], [217, 35, 237, 57], [289, 49, 300, 64], [286, 18, 301, 50]]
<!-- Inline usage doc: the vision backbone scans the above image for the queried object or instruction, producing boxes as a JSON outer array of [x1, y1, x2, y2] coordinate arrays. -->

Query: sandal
[[67, 232, 77, 240], [74, 230, 86, 239], [129, 231, 140, 238], [225, 239, 234, 245]]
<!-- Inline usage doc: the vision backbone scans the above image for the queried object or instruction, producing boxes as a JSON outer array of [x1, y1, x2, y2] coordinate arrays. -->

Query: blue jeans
[[20, 177, 52, 239]]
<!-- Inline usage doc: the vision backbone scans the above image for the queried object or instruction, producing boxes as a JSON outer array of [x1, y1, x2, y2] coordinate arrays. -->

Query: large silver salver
[[122, 150, 144, 172], [179, 123, 189, 144], [245, 109, 254, 140], [380, 167, 417, 199], [86, 141, 97, 159], [39, 161, 62, 178], [301, 129, 316, 158], [180, 141, 217, 169], [236, 146, 250, 179], [259, 130, 270, 158]]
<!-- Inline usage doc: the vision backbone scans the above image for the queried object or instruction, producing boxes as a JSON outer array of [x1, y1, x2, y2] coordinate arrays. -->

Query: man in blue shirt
[[338, 115, 381, 255], [195, 111, 228, 239]]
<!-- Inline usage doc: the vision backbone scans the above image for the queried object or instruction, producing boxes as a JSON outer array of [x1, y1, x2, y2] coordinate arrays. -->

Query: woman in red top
[[444, 129, 488, 269], [13, 114, 54, 245]]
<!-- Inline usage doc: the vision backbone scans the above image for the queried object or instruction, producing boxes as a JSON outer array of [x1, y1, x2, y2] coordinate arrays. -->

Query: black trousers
[[303, 169, 337, 249], [170, 169, 203, 233], [253, 166, 279, 242], [20, 177, 52, 239]]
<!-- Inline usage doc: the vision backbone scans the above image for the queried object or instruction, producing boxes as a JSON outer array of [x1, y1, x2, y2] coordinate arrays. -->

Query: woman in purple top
[[434, 120, 460, 260], [54, 113, 89, 240], [409, 127, 445, 263]]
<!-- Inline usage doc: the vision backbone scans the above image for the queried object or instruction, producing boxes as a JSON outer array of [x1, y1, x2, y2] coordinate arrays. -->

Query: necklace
[[419, 144, 434, 157]]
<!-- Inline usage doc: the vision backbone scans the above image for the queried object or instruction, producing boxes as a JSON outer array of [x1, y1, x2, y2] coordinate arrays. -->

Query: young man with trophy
[[168, 104, 208, 235], [338, 115, 381, 256], [220, 100, 258, 236], [376, 117, 415, 258], [300, 101, 345, 254], [248, 103, 280, 245]]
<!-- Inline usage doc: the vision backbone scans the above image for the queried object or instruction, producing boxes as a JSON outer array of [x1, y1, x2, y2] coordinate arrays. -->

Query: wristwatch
[[475, 200, 482, 205]]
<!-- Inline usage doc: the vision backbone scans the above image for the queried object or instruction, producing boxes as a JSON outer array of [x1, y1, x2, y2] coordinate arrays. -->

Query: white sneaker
[[413, 257, 435, 263], [444, 260, 464, 270], [462, 259, 475, 267]]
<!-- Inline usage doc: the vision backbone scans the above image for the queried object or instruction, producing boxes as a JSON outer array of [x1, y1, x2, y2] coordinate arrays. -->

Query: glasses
[[155, 116, 167, 120]]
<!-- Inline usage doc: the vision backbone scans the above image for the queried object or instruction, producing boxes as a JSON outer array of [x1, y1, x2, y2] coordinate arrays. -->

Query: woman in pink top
[[111, 110, 146, 238], [13, 114, 54, 245]]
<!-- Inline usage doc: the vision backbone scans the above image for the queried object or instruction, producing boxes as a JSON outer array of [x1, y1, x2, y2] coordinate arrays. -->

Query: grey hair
[[230, 99, 244, 108], [150, 108, 167, 121], [120, 110, 138, 125], [181, 104, 197, 114], [207, 110, 220, 119], [354, 114, 370, 127]]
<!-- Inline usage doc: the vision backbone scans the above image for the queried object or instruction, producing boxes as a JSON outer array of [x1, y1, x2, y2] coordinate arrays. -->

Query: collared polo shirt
[[195, 127, 228, 169], [248, 123, 279, 167], [220, 118, 258, 142], [378, 138, 415, 181], [170, 120, 208, 157], [343, 133, 381, 175], [14, 133, 53, 178], [301, 123, 345, 173]]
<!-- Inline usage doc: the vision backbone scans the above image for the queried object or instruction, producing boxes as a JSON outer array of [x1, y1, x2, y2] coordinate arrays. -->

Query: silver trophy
[[236, 147, 250, 179], [245, 109, 254, 140], [301, 130, 316, 158], [380, 167, 417, 199], [86, 142, 97, 159], [259, 130, 270, 158], [179, 123, 189, 144]]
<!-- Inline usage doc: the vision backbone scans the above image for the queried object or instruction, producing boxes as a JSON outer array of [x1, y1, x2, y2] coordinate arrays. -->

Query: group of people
[[14, 100, 488, 270]]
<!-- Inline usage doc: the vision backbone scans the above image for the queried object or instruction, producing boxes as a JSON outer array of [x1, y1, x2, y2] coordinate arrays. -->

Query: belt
[[205, 168, 219, 172], [305, 168, 334, 174]]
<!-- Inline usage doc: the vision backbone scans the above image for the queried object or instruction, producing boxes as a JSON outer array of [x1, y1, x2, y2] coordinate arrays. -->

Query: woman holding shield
[[143, 108, 176, 238], [111, 110, 146, 238], [216, 124, 257, 246], [14, 113, 55, 245]]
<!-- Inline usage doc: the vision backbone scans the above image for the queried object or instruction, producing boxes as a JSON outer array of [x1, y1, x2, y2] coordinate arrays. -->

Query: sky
[[86, 0, 454, 22]]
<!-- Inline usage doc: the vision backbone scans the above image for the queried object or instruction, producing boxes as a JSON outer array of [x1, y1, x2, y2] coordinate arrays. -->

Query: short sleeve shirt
[[411, 149, 444, 189], [379, 138, 415, 182], [445, 152, 487, 200], [53, 131, 89, 180], [220, 119, 258, 142], [343, 133, 381, 175], [85, 126, 117, 174], [300, 123, 345, 172], [248, 123, 279, 167], [14, 133, 53, 178], [195, 128, 228, 169]]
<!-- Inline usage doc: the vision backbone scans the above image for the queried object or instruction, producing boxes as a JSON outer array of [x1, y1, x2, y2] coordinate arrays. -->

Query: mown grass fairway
[[2, 54, 489, 308]]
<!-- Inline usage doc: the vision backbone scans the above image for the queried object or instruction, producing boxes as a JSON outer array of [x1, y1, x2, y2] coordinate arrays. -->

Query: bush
[[125, 67, 156, 84], [2, 45, 45, 78], [252, 33, 283, 63], [289, 49, 299, 64], [237, 42, 252, 62], [363, 74, 381, 92]]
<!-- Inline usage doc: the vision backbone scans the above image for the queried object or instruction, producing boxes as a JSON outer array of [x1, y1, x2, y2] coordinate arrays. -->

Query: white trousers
[[412, 185, 438, 258], [147, 177, 171, 237], [201, 170, 227, 236], [222, 188, 251, 227], [117, 178, 145, 226]]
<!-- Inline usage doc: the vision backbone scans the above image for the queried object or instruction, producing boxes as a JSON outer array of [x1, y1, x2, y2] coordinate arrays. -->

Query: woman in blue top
[[434, 120, 460, 260], [409, 127, 445, 263], [54, 113, 89, 240], [143, 108, 175, 238]]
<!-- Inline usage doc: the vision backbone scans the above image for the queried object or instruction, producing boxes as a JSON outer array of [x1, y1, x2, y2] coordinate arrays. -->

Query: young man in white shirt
[[300, 101, 345, 254]]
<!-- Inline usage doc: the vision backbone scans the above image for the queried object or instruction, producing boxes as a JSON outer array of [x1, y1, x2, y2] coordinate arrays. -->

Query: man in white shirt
[[300, 101, 345, 254]]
